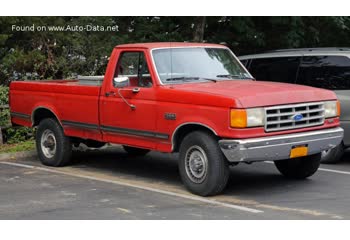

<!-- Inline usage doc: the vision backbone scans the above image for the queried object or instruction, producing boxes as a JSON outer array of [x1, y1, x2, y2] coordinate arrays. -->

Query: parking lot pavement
[[1, 146, 350, 219]]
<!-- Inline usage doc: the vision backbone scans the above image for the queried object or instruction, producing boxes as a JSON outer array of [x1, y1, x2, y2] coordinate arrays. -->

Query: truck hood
[[169, 80, 337, 108]]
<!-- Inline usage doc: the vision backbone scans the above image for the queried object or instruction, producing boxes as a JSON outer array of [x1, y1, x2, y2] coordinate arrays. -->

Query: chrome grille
[[265, 102, 325, 132]]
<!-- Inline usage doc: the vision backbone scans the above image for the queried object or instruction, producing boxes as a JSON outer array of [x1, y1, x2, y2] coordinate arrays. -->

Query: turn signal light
[[230, 109, 247, 128], [337, 100, 341, 117]]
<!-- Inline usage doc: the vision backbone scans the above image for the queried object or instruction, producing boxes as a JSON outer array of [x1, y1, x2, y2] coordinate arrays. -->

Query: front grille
[[265, 102, 325, 132]]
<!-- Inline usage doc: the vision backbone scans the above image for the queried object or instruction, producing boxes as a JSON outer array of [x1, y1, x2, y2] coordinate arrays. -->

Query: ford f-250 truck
[[9, 42, 344, 196]]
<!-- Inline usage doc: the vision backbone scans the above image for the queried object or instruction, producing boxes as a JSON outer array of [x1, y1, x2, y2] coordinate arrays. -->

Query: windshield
[[152, 47, 253, 84]]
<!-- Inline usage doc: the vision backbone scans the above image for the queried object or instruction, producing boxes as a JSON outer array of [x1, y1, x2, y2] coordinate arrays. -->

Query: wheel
[[274, 153, 321, 179], [36, 118, 72, 167], [320, 143, 344, 164], [123, 145, 150, 156], [178, 131, 229, 196]]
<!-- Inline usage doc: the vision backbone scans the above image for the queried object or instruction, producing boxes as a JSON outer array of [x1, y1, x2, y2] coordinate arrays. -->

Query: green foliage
[[0, 85, 9, 104], [0, 86, 9, 126], [1, 16, 350, 85], [4, 127, 34, 144], [0, 85, 34, 144]]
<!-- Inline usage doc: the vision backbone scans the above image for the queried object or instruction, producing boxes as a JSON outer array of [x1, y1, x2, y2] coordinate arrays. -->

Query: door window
[[297, 55, 350, 90], [115, 52, 152, 87], [249, 57, 301, 83]]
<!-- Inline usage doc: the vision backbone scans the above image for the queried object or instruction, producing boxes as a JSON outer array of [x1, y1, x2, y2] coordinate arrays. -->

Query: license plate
[[290, 145, 308, 158]]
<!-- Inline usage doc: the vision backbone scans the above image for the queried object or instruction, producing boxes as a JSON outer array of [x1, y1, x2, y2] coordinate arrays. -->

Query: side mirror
[[113, 76, 130, 88]]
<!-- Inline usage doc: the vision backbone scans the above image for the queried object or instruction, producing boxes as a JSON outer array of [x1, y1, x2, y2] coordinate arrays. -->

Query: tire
[[274, 153, 321, 179], [36, 118, 72, 167], [178, 131, 229, 196], [320, 143, 344, 164], [123, 145, 150, 156]]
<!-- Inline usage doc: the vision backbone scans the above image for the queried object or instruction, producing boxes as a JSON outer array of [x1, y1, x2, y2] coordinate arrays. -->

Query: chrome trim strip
[[101, 125, 169, 140], [62, 120, 99, 130], [61, 119, 169, 140], [10, 112, 30, 120]]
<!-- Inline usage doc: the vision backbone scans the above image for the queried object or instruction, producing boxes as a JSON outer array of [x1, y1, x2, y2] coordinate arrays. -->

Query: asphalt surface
[[1, 146, 350, 219]]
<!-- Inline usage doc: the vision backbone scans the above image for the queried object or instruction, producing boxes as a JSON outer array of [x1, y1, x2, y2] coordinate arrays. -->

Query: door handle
[[105, 91, 116, 97], [132, 87, 140, 93]]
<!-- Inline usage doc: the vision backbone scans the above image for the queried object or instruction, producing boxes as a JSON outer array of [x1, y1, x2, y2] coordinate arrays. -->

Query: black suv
[[239, 48, 350, 164]]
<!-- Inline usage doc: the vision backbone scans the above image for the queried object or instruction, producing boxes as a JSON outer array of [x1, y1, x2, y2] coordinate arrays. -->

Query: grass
[[0, 140, 35, 153]]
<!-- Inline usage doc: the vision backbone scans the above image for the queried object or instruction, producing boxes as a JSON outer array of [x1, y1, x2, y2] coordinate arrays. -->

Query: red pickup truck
[[9, 42, 344, 196]]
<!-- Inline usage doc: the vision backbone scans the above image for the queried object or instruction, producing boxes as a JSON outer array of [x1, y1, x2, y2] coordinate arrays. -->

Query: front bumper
[[219, 127, 344, 163]]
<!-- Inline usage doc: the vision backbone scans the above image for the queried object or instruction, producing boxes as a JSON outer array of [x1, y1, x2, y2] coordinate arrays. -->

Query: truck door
[[100, 50, 162, 149]]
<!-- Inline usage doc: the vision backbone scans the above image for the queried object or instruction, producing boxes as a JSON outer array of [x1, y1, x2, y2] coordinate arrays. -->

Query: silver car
[[239, 48, 350, 163]]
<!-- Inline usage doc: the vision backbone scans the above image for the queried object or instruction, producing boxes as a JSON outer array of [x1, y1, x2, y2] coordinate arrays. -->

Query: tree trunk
[[193, 17, 206, 42]]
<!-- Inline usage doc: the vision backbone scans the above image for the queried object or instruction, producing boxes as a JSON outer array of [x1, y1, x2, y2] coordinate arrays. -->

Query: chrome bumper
[[219, 127, 344, 163]]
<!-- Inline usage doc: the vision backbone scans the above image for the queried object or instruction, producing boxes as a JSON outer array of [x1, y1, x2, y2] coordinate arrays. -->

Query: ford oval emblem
[[292, 114, 303, 121]]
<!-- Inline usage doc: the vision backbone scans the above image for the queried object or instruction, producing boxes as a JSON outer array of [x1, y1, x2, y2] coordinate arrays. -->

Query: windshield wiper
[[216, 74, 241, 78], [166, 77, 217, 82], [216, 74, 253, 80], [166, 77, 200, 81]]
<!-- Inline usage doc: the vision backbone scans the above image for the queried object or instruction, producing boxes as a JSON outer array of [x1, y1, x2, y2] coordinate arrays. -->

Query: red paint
[[9, 42, 340, 153]]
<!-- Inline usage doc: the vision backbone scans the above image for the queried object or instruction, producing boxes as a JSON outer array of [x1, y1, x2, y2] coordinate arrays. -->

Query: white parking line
[[265, 161, 350, 176], [0, 161, 263, 214], [318, 168, 350, 175]]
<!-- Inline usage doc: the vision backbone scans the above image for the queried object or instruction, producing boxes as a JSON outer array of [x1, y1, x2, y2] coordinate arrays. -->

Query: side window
[[115, 52, 152, 88], [249, 57, 301, 83], [297, 55, 350, 90]]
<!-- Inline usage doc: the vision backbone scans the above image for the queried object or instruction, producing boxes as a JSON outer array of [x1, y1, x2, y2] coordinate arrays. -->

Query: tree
[[1, 16, 350, 85], [193, 17, 206, 42]]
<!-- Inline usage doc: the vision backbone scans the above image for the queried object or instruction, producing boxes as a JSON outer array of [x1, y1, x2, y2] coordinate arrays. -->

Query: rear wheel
[[274, 153, 321, 179], [123, 145, 150, 156], [36, 118, 72, 167], [320, 143, 344, 164], [178, 131, 229, 196]]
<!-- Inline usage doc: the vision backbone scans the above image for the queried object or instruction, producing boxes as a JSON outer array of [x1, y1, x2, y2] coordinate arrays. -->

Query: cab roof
[[115, 42, 226, 49]]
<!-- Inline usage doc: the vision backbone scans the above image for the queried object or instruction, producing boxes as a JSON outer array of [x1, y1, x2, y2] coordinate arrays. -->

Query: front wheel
[[178, 131, 229, 196], [36, 118, 72, 167], [274, 153, 321, 179]]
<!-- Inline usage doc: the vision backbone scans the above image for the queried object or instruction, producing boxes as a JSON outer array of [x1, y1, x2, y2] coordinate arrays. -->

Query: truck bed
[[10, 80, 102, 141]]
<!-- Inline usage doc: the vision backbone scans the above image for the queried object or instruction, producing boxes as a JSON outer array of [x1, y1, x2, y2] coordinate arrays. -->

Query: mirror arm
[[118, 89, 136, 110]]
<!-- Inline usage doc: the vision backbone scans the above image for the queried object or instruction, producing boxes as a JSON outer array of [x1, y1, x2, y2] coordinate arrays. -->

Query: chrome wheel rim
[[40, 129, 57, 158], [185, 145, 208, 183]]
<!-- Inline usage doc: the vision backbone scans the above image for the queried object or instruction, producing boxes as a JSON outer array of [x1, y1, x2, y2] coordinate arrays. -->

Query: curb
[[0, 150, 37, 161]]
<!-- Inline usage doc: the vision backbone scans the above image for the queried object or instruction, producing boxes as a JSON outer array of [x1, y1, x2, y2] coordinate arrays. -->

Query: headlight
[[324, 100, 340, 118], [230, 108, 265, 128]]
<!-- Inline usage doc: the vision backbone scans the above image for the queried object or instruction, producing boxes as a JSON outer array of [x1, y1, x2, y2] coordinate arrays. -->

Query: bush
[[0, 86, 10, 126], [4, 127, 35, 144], [0, 85, 34, 144]]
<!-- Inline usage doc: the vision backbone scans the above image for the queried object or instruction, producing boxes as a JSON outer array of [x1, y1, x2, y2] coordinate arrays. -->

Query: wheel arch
[[32, 106, 62, 127], [172, 122, 218, 152]]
